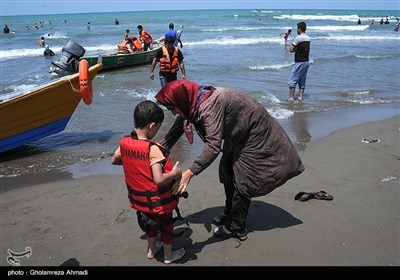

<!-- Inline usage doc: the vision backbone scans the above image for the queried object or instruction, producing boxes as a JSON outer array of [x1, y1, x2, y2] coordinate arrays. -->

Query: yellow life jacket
[[159, 46, 179, 73]]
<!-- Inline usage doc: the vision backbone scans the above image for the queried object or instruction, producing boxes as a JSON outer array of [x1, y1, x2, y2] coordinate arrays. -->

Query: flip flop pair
[[295, 191, 333, 201]]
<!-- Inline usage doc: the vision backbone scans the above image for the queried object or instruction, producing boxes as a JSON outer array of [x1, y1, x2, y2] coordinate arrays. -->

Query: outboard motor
[[51, 40, 85, 74]]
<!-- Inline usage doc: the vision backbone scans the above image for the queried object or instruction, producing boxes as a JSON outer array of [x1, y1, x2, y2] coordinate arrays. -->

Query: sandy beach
[[1, 116, 399, 267]]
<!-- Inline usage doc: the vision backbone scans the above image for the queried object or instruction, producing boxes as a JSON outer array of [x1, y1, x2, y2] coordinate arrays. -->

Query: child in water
[[280, 29, 292, 44]]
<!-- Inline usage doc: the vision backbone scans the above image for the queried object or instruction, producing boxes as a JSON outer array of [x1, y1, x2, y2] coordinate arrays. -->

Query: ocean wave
[[249, 62, 293, 71], [275, 14, 360, 21], [354, 54, 395, 59], [315, 53, 397, 63], [186, 36, 282, 47], [0, 46, 63, 61], [308, 25, 370, 31], [40, 31, 69, 39], [0, 84, 39, 101], [267, 107, 294, 119], [202, 26, 278, 32], [315, 34, 400, 41], [0, 44, 116, 61], [249, 59, 314, 71]]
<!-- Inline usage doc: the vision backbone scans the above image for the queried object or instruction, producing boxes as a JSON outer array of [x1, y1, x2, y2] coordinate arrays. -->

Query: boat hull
[[70, 46, 160, 72], [0, 63, 103, 152]]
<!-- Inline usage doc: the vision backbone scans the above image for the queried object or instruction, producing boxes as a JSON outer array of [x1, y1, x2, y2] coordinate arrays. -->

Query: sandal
[[314, 191, 333, 201], [295, 191, 333, 201], [213, 225, 233, 238], [294, 192, 315, 201], [213, 213, 228, 225], [213, 225, 248, 240]]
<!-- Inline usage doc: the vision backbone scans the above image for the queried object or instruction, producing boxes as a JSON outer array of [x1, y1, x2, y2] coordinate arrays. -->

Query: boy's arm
[[111, 147, 122, 165], [151, 161, 181, 187]]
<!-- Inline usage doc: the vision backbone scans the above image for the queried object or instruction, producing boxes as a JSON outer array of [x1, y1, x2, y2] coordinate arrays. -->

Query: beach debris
[[361, 137, 380, 143], [381, 176, 396, 182]]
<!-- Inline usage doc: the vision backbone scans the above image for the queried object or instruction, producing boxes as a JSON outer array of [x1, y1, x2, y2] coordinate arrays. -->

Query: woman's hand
[[172, 169, 194, 195]]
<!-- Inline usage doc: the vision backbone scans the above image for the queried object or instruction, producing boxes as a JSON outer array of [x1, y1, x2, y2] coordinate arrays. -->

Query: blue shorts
[[288, 62, 310, 89]]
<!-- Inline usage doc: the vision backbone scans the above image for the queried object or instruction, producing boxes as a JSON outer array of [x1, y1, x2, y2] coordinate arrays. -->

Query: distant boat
[[66, 44, 162, 72], [0, 63, 103, 152]]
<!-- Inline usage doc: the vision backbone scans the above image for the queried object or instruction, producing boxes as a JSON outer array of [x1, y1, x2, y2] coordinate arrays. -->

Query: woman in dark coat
[[155, 80, 304, 239]]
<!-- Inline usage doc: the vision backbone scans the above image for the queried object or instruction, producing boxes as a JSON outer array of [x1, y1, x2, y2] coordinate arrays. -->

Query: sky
[[1, 0, 399, 16]]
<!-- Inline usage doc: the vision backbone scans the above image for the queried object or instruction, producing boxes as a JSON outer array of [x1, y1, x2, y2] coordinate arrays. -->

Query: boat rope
[[68, 78, 81, 93], [182, 34, 200, 64]]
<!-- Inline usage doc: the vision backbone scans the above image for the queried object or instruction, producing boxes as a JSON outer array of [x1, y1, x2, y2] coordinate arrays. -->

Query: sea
[[1, 9, 399, 183]]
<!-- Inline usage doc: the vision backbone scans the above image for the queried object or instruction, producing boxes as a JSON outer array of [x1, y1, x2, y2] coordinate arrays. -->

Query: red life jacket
[[159, 46, 179, 73], [119, 136, 178, 215]]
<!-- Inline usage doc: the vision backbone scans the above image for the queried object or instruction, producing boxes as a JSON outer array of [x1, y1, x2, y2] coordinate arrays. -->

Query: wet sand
[[1, 116, 399, 267]]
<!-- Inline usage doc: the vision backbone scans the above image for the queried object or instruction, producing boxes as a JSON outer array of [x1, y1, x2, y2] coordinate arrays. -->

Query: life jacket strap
[[126, 184, 176, 210], [127, 183, 173, 197], [136, 206, 189, 237]]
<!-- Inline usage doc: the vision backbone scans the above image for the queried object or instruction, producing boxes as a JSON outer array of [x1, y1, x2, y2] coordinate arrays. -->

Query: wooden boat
[[0, 63, 103, 153], [68, 45, 161, 72]]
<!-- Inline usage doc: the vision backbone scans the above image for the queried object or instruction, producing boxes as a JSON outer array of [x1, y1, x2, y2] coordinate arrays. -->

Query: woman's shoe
[[213, 225, 248, 240], [213, 213, 228, 225], [213, 225, 233, 238]]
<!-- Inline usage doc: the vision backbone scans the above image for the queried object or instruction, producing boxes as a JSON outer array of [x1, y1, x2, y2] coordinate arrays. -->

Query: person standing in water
[[288, 22, 310, 102]]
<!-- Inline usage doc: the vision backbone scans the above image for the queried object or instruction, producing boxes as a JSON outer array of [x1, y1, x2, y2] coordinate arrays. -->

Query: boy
[[279, 29, 291, 44], [111, 100, 185, 264]]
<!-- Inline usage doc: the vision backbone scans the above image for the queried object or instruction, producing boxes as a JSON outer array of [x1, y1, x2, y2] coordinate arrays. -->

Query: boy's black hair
[[134, 100, 164, 129]]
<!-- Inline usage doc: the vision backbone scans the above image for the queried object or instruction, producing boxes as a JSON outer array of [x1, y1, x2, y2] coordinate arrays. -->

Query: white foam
[[308, 25, 370, 31], [249, 62, 293, 70], [267, 107, 294, 120], [275, 14, 360, 22]]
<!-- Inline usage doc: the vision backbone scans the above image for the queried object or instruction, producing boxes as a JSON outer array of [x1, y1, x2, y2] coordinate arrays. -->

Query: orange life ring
[[79, 59, 93, 105]]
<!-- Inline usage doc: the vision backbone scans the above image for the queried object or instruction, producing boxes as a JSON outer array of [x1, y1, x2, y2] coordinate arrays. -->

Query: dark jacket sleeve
[[159, 116, 184, 150], [189, 97, 225, 175]]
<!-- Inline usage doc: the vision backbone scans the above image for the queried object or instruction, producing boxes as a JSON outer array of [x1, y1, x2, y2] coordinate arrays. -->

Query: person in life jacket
[[137, 25, 153, 51], [111, 100, 185, 264], [130, 36, 143, 52], [117, 38, 134, 54], [150, 36, 186, 87]]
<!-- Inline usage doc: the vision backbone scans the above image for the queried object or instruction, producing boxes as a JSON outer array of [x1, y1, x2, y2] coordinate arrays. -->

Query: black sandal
[[213, 225, 233, 238], [213, 225, 248, 241], [213, 213, 228, 225]]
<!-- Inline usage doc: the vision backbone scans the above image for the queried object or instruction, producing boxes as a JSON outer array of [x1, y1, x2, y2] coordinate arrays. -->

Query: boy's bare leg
[[147, 237, 162, 259], [163, 244, 185, 264]]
